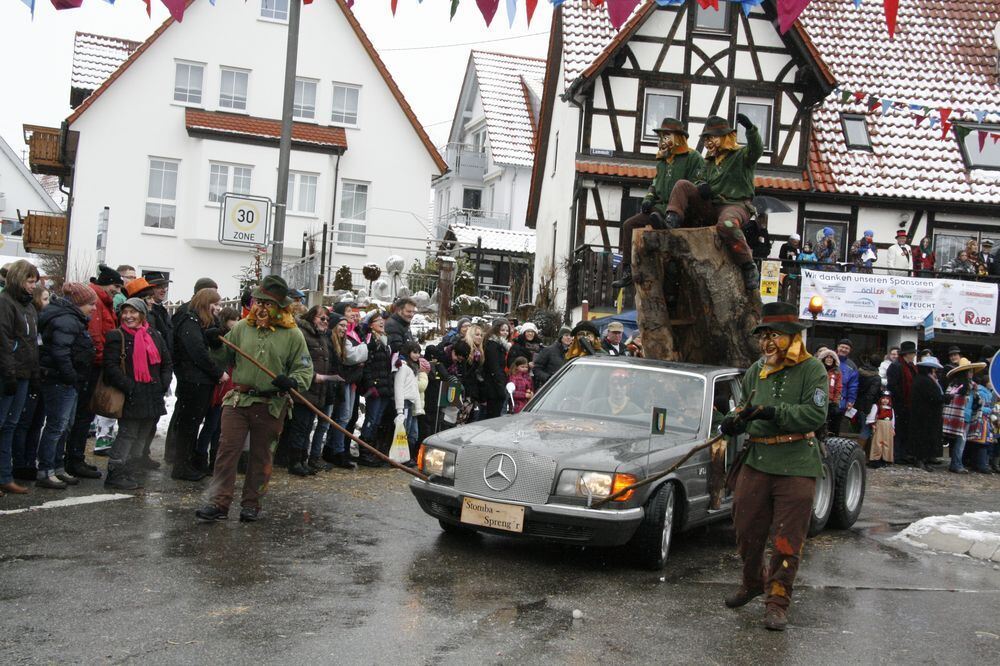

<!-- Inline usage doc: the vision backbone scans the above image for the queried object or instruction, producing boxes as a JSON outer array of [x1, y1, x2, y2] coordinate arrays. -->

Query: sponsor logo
[[963, 309, 993, 327], [962, 291, 994, 299], [858, 287, 885, 295], [823, 285, 847, 294], [878, 301, 899, 315], [900, 301, 934, 310], [845, 298, 875, 308]]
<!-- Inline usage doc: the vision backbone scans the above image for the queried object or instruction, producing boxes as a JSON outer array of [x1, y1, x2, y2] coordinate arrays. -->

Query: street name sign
[[219, 193, 272, 247]]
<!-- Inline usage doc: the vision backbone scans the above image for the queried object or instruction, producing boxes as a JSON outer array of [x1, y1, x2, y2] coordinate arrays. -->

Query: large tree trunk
[[633, 226, 762, 367]]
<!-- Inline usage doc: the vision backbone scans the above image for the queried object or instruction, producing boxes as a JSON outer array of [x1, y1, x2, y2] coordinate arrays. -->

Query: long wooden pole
[[219, 336, 429, 481]]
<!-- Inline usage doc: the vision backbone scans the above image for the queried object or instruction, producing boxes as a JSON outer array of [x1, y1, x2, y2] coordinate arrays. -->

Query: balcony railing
[[20, 211, 68, 255], [568, 245, 635, 311], [435, 207, 511, 242], [23, 125, 71, 177], [441, 142, 487, 179]]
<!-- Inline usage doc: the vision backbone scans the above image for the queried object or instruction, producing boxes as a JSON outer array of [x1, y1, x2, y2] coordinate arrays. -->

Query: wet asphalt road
[[2, 442, 999, 665]]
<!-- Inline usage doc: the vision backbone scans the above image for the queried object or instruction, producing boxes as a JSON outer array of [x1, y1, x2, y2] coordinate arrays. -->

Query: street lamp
[[807, 294, 824, 321]]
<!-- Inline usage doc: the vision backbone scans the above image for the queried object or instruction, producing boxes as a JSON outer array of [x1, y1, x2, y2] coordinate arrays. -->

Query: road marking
[[0, 493, 133, 516]]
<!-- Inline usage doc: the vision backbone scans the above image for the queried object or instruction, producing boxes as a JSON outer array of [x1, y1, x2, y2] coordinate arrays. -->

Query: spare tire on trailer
[[825, 436, 867, 529], [807, 454, 833, 537]]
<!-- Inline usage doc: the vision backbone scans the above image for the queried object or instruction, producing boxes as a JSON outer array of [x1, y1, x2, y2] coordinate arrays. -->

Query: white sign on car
[[219, 193, 272, 247]]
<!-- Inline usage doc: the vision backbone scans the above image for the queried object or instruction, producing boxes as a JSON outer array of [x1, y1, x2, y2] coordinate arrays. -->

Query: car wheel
[[826, 437, 867, 529], [632, 483, 677, 571], [808, 456, 833, 537], [438, 519, 477, 537]]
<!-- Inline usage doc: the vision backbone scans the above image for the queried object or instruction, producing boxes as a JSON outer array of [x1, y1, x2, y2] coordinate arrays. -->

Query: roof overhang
[[185, 109, 347, 154]]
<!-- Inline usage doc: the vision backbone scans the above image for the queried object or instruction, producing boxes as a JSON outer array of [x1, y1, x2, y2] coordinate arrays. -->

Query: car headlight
[[418, 445, 456, 479], [555, 470, 638, 502]]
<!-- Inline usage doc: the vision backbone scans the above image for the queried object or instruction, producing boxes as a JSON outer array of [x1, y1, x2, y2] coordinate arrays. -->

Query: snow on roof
[[451, 224, 536, 254], [471, 51, 546, 168], [561, 0, 647, 91], [801, 0, 1000, 203], [70, 32, 141, 94]]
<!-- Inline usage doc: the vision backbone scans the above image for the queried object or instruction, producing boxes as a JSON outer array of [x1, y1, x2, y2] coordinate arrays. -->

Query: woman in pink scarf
[[102, 297, 173, 490]]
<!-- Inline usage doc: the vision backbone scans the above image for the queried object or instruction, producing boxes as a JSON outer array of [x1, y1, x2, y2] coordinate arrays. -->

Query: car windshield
[[526, 362, 706, 433]]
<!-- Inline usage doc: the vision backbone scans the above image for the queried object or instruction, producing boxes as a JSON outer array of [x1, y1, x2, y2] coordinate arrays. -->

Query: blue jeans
[[12, 389, 44, 470], [311, 403, 334, 459], [949, 434, 967, 471], [359, 394, 390, 445], [403, 400, 419, 460], [325, 384, 355, 456], [37, 383, 79, 476], [0, 379, 30, 484]]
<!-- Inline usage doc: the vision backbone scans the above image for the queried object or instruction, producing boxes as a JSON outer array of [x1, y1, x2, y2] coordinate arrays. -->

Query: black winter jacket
[[532, 342, 568, 388], [508, 336, 542, 366], [103, 327, 173, 420], [385, 313, 413, 354], [39, 296, 95, 387], [483, 338, 509, 402], [0, 284, 39, 380], [361, 335, 394, 398], [297, 318, 332, 407], [171, 310, 224, 386], [149, 302, 173, 353]]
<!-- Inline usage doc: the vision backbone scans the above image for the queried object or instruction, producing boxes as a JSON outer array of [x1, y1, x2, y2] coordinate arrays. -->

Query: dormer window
[[841, 114, 872, 151], [956, 124, 1000, 170]]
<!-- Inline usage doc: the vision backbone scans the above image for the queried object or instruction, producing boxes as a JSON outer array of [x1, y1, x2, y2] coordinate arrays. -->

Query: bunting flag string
[[16, 0, 906, 37], [833, 86, 1000, 150]]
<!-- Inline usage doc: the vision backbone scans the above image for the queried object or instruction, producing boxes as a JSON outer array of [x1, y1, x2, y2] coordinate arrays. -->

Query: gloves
[[745, 406, 777, 421], [2, 377, 17, 396], [395, 412, 406, 426], [271, 374, 298, 392], [640, 199, 654, 215], [205, 327, 223, 349], [736, 113, 753, 130], [720, 415, 747, 437], [697, 182, 713, 200]]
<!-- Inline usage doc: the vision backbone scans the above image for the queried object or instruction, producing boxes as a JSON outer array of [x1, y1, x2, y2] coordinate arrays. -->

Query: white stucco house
[[0, 136, 60, 266], [34, 0, 445, 297]]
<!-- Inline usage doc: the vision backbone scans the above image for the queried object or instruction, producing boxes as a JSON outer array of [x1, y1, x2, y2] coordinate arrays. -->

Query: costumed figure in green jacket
[[613, 118, 705, 290], [196, 275, 313, 524], [657, 114, 764, 294], [719, 301, 828, 632]]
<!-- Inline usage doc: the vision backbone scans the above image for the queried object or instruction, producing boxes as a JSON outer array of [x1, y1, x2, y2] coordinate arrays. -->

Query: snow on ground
[[893, 511, 1000, 562]]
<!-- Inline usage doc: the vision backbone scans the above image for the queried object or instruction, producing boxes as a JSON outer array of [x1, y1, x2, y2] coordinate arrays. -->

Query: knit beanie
[[122, 297, 148, 317], [62, 282, 96, 307]]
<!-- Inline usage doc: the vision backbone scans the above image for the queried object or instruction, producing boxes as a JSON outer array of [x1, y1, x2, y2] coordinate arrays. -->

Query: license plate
[[460, 497, 525, 533]]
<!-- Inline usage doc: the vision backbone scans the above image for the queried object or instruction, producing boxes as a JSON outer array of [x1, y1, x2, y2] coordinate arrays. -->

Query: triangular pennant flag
[[880, 99, 893, 116], [476, 0, 500, 25], [939, 108, 952, 126], [929, 116, 939, 129], [161, 0, 186, 20], [915, 115, 926, 128], [908, 104, 923, 112], [992, 133, 1000, 144], [974, 110, 988, 124], [853, 0, 862, 7], [526, 0, 538, 25], [20, 0, 36, 16], [505, 0, 516, 26], [954, 125, 971, 140], [884, 0, 899, 38], [50, 0, 84, 7], [142, 0, 151, 16], [607, 0, 641, 29], [591, 0, 605, 6], [391, 0, 398, 15], [450, 0, 459, 19], [840, 90, 852, 105], [777, 0, 811, 34], [979, 130, 989, 152], [697, 0, 719, 9], [853, 91, 866, 103], [867, 95, 880, 113]]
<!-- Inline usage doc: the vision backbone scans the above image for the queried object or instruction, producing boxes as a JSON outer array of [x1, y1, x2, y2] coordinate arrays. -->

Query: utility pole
[[270, 0, 302, 276]]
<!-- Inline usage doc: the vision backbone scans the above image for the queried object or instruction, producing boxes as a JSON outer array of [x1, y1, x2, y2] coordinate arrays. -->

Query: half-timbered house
[[529, 0, 1000, 356]]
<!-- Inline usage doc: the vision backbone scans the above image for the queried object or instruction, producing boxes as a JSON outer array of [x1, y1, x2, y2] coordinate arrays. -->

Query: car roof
[[568, 355, 744, 379]]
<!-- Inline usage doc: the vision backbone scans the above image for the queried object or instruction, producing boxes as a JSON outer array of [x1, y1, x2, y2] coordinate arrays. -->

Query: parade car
[[409, 356, 866, 569]]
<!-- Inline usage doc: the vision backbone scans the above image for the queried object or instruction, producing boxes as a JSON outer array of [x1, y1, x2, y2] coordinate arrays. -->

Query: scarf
[[121, 323, 161, 383], [711, 133, 741, 164], [759, 333, 812, 379], [246, 303, 298, 330]]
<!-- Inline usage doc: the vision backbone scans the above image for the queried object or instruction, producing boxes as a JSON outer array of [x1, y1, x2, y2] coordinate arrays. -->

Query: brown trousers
[[666, 180, 754, 265], [619, 212, 666, 267], [207, 403, 287, 511], [732, 464, 816, 611]]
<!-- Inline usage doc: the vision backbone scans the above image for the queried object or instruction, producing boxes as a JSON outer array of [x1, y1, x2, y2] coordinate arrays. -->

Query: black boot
[[332, 451, 357, 470], [663, 211, 682, 229], [357, 450, 384, 468], [104, 466, 139, 491], [308, 456, 333, 472], [171, 460, 206, 482], [288, 450, 311, 477], [740, 262, 760, 293], [611, 265, 633, 290]]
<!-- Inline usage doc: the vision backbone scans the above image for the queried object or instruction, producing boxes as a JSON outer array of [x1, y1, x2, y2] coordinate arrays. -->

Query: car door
[[712, 374, 747, 510]]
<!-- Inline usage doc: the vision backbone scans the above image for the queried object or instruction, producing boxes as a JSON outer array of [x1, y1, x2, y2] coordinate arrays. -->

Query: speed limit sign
[[219, 193, 272, 247]]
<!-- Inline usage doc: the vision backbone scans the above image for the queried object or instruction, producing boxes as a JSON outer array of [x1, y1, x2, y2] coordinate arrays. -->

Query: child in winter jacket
[[798, 241, 819, 264], [866, 392, 895, 467], [817, 349, 841, 435], [509, 357, 533, 413], [394, 341, 424, 463]]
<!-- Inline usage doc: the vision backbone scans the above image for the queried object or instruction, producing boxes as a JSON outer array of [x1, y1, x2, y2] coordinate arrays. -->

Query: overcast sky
[[0, 0, 552, 158]]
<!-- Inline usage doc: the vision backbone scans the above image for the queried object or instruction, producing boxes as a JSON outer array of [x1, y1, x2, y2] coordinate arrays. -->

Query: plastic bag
[[389, 419, 410, 463]]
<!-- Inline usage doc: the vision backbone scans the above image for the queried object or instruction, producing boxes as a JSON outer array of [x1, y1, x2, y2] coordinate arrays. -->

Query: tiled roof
[[471, 51, 546, 168], [800, 0, 1000, 204], [185, 109, 348, 152], [575, 158, 811, 191], [562, 0, 650, 91], [70, 32, 141, 94], [451, 224, 536, 254]]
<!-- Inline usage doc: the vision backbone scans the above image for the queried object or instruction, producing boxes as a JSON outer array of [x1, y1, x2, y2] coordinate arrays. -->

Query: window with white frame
[[219, 67, 249, 111], [260, 0, 288, 21], [145, 158, 179, 230], [331, 84, 360, 126], [736, 97, 774, 149], [841, 114, 872, 151], [337, 181, 369, 248], [174, 61, 204, 105], [208, 163, 253, 203], [294, 78, 318, 120], [956, 124, 1000, 170], [642, 89, 683, 142], [287, 171, 318, 215]]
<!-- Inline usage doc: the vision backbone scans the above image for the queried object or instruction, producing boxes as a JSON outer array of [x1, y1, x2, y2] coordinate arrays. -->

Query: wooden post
[[438, 256, 456, 335], [633, 226, 761, 368]]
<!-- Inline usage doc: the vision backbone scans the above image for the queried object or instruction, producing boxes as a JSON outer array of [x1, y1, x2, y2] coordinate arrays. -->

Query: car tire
[[438, 519, 477, 537], [826, 437, 867, 529], [632, 482, 677, 571], [808, 456, 833, 537]]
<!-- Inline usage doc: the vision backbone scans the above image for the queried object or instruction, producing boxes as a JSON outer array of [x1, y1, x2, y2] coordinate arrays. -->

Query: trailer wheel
[[826, 437, 867, 529], [808, 456, 833, 537]]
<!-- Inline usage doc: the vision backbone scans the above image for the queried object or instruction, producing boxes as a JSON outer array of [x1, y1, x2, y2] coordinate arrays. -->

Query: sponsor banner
[[799, 269, 998, 334], [759, 260, 781, 304]]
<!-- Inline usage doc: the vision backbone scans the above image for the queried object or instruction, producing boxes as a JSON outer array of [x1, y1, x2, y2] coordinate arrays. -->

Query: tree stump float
[[633, 226, 762, 368]]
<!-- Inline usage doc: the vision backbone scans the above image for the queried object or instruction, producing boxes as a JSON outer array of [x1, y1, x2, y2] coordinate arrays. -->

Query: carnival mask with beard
[[757, 329, 811, 378]]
